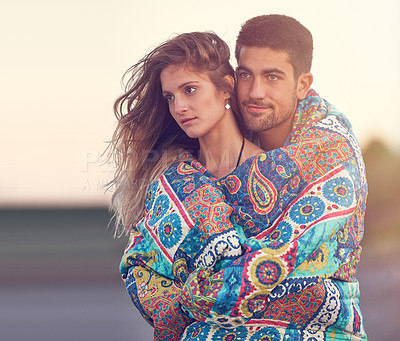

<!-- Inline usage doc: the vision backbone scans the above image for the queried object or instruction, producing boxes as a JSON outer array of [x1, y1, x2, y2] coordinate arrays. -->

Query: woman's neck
[[198, 125, 243, 179], [196, 110, 264, 179]]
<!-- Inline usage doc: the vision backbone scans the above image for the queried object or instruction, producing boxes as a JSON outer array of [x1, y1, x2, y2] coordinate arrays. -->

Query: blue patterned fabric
[[120, 90, 367, 340]]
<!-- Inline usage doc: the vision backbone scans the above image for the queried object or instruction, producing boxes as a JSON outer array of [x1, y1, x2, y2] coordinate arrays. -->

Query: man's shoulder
[[290, 89, 355, 143]]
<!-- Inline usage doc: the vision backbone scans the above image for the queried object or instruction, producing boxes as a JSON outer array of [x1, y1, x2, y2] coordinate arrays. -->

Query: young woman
[[110, 32, 262, 339], [110, 32, 262, 235]]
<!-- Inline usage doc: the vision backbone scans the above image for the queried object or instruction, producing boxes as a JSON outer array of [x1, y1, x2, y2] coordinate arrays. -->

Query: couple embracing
[[110, 14, 367, 341]]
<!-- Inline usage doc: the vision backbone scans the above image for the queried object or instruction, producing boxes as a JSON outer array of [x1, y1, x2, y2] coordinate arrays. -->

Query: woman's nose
[[173, 97, 189, 115]]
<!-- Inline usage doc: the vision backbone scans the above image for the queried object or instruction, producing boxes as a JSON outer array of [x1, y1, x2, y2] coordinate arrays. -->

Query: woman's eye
[[185, 86, 196, 95], [164, 94, 174, 102]]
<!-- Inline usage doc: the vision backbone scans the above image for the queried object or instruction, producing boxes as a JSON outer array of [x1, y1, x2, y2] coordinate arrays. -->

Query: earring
[[225, 103, 231, 110]]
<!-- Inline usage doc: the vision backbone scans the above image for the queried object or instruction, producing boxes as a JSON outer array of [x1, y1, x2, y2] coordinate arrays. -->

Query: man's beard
[[240, 91, 298, 132], [242, 108, 278, 132]]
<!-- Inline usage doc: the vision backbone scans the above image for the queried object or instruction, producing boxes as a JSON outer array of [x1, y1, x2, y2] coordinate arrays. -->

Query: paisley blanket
[[120, 90, 368, 340]]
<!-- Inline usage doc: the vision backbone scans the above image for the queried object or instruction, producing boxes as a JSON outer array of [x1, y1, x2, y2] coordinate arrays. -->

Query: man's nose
[[249, 77, 266, 99]]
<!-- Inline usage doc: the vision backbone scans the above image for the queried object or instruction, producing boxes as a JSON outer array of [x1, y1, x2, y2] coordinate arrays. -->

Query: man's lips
[[245, 104, 271, 114]]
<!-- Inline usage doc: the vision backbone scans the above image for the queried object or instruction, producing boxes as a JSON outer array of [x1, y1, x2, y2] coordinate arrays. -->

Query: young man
[[232, 14, 367, 340], [235, 15, 314, 151], [177, 16, 367, 341]]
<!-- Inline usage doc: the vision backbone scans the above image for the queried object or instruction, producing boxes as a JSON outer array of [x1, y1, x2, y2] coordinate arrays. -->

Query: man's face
[[236, 46, 300, 134]]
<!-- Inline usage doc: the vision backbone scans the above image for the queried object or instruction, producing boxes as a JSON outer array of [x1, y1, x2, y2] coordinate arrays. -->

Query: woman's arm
[[121, 227, 193, 340]]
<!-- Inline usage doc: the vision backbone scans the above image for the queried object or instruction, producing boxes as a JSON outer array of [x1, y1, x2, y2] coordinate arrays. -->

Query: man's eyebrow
[[237, 65, 252, 73], [237, 65, 286, 75]]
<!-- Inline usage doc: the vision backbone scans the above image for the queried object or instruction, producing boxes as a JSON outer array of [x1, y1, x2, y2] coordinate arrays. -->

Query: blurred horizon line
[[0, 203, 109, 211], [1, 136, 398, 210]]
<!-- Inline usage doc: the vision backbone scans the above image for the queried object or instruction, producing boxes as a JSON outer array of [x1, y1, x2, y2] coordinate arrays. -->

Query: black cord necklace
[[236, 136, 245, 168]]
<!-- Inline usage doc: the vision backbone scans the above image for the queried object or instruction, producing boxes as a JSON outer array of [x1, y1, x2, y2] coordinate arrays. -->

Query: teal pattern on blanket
[[120, 89, 367, 340]]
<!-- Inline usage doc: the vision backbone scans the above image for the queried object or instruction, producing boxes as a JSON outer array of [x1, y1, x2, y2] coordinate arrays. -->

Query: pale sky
[[1, 0, 399, 207]]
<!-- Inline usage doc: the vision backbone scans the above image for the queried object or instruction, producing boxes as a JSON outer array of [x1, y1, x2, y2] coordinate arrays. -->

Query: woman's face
[[160, 65, 230, 139]]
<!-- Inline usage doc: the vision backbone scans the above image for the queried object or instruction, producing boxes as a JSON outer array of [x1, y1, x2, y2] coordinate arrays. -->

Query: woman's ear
[[296, 72, 313, 100], [223, 75, 235, 99]]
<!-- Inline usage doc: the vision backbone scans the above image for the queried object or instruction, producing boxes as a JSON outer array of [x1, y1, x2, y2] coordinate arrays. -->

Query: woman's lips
[[181, 117, 197, 125]]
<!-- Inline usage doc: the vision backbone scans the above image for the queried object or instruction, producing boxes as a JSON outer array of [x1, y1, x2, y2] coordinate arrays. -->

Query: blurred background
[[1, 0, 399, 340]]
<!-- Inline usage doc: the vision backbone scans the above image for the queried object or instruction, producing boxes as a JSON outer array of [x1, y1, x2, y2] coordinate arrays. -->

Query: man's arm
[[179, 164, 360, 326], [178, 104, 368, 326]]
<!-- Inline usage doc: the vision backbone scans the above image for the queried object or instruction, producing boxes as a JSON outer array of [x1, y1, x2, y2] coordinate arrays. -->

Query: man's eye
[[239, 72, 250, 79], [268, 75, 279, 81], [185, 86, 196, 95]]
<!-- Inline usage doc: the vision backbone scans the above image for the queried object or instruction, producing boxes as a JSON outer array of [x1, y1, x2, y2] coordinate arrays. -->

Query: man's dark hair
[[235, 15, 313, 78]]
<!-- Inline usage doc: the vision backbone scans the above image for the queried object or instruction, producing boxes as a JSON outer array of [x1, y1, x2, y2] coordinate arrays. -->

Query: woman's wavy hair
[[108, 31, 244, 236]]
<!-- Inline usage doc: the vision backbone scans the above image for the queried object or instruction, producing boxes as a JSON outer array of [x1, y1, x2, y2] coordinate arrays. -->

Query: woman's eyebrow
[[177, 81, 200, 89], [162, 81, 201, 94]]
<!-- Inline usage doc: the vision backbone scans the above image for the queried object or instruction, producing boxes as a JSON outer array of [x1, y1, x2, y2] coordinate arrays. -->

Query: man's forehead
[[239, 46, 289, 62], [237, 46, 292, 72]]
